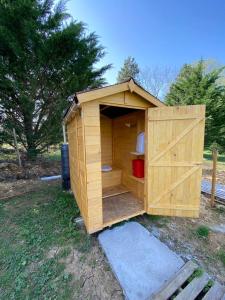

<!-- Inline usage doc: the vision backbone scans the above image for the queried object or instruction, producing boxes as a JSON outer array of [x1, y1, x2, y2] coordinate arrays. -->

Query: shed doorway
[[100, 105, 146, 227]]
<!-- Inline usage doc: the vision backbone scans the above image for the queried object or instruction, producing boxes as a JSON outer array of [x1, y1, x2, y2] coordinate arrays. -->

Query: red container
[[132, 159, 144, 178]]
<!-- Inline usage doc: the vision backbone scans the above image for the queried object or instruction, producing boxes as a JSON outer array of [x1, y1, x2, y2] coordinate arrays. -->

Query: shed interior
[[100, 104, 146, 226]]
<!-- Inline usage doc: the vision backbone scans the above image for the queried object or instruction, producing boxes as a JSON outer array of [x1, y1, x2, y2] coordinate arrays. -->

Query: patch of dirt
[[202, 163, 225, 185], [0, 152, 61, 199], [203, 169, 225, 185], [0, 179, 55, 200], [139, 194, 225, 284], [47, 243, 123, 300], [2, 159, 224, 295], [47, 246, 62, 259], [0, 160, 61, 182]]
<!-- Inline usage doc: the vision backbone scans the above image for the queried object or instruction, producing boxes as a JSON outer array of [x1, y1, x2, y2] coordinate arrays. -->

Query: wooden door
[[146, 105, 205, 217]]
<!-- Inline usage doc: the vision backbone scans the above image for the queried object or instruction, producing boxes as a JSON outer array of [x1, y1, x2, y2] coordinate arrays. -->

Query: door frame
[[99, 103, 148, 222]]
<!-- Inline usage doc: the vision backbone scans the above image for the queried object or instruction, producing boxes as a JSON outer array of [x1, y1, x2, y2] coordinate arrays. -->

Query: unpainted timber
[[151, 260, 198, 300], [102, 185, 129, 199]]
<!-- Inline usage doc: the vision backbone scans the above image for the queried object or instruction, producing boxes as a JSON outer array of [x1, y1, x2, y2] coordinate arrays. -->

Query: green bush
[[195, 225, 210, 238], [209, 142, 224, 153]]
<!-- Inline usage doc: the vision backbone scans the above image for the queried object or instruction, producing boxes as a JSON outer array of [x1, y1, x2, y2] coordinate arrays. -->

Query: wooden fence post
[[13, 128, 22, 167], [211, 148, 218, 207]]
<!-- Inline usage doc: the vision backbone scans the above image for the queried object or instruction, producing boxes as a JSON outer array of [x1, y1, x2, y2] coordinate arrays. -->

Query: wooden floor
[[103, 192, 144, 226], [102, 184, 129, 199]]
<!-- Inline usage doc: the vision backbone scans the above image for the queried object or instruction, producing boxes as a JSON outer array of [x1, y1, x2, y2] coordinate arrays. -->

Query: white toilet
[[101, 165, 112, 172]]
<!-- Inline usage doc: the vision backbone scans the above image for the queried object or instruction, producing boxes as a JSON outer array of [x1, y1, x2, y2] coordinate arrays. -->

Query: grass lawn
[[43, 149, 61, 161], [0, 183, 92, 299], [203, 149, 225, 171]]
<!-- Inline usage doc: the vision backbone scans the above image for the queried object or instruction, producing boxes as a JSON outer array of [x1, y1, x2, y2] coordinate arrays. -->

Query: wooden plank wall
[[67, 92, 155, 233], [100, 115, 112, 165], [67, 111, 88, 226], [112, 110, 146, 200], [98, 91, 152, 109], [102, 169, 122, 188], [82, 101, 103, 233]]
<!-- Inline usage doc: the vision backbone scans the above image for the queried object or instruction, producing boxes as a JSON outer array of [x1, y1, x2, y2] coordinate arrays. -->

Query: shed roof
[[63, 78, 165, 122]]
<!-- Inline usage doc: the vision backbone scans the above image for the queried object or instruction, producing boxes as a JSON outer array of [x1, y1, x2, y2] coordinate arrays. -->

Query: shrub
[[195, 225, 210, 238]]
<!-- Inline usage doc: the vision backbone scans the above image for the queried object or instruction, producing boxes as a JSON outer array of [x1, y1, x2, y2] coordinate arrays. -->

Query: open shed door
[[146, 105, 205, 217]]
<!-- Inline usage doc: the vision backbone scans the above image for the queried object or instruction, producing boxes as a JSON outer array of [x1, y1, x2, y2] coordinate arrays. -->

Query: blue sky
[[67, 0, 225, 84]]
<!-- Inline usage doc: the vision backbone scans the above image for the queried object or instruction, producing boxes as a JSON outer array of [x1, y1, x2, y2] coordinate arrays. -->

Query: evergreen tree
[[117, 56, 139, 82], [165, 60, 225, 150], [0, 0, 110, 158]]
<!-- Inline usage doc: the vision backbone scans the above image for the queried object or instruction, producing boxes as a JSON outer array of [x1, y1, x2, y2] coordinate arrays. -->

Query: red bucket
[[132, 159, 144, 178]]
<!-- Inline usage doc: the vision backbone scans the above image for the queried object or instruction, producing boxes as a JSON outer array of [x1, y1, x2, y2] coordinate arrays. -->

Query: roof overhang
[[63, 78, 165, 123]]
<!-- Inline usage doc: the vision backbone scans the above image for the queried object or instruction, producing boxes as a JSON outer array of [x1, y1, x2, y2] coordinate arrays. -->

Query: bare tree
[[139, 66, 177, 99]]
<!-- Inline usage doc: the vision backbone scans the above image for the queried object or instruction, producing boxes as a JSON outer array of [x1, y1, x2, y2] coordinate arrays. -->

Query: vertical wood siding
[[82, 101, 103, 232], [67, 110, 88, 226], [146, 105, 205, 217], [100, 115, 112, 166], [112, 110, 145, 201]]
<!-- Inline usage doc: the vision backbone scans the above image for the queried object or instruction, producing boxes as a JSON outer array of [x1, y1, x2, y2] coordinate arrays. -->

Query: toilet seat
[[101, 165, 112, 172]]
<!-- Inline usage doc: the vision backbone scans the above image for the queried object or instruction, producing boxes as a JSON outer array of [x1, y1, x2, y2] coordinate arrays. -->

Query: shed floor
[[102, 184, 129, 199], [103, 192, 144, 226]]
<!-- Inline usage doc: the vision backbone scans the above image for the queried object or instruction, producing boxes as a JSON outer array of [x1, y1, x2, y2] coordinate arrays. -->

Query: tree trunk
[[24, 115, 37, 160], [27, 142, 38, 160]]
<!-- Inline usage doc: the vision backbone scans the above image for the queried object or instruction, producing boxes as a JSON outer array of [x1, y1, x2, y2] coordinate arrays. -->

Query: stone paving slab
[[98, 222, 184, 300]]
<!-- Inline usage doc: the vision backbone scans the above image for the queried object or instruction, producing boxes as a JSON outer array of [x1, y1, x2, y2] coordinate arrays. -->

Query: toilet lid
[[102, 165, 112, 172]]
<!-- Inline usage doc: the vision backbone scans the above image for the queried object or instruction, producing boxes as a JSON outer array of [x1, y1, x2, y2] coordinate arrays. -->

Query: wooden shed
[[64, 78, 205, 233]]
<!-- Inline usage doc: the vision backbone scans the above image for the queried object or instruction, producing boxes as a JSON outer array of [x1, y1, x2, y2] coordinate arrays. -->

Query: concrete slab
[[98, 222, 184, 300], [210, 224, 225, 234]]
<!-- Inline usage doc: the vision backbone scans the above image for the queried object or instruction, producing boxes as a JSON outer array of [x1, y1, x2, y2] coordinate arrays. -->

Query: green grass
[[43, 149, 61, 161], [146, 215, 169, 227], [187, 268, 204, 283], [203, 149, 225, 170], [204, 149, 225, 163], [195, 225, 210, 238], [203, 280, 214, 293], [0, 183, 92, 299], [217, 249, 225, 266], [0, 146, 17, 161], [147, 215, 163, 222], [215, 205, 225, 214]]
